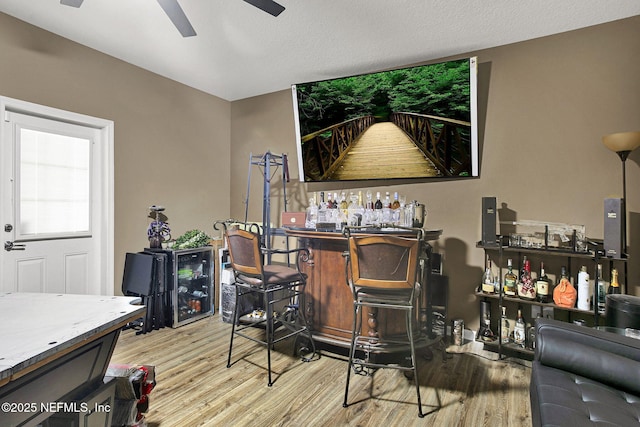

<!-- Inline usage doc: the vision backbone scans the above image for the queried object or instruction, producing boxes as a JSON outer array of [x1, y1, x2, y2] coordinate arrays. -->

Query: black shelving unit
[[477, 237, 627, 360]]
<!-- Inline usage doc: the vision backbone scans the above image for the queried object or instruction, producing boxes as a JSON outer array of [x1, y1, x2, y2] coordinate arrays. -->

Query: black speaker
[[604, 198, 624, 258], [482, 197, 498, 246]]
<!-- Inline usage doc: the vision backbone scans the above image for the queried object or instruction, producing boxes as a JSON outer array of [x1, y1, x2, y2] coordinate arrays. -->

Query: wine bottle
[[500, 306, 510, 344], [536, 262, 552, 303], [374, 192, 383, 210], [518, 257, 536, 300], [513, 308, 526, 348], [608, 268, 622, 294], [503, 258, 517, 297]]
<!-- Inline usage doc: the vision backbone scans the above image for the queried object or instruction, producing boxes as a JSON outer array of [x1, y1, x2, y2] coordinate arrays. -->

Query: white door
[[0, 98, 114, 295]]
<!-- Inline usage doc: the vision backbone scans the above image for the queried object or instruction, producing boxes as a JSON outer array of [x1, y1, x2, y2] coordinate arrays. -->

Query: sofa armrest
[[535, 318, 640, 396]]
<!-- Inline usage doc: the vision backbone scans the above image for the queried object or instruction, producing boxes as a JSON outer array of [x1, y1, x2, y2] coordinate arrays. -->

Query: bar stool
[[215, 221, 316, 386], [342, 230, 428, 417]]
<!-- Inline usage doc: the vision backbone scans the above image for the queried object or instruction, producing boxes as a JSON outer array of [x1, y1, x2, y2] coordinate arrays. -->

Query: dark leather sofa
[[530, 318, 640, 426]]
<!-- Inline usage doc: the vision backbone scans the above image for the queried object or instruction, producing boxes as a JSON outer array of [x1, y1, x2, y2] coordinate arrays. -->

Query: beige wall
[[0, 13, 232, 294], [230, 16, 640, 328]]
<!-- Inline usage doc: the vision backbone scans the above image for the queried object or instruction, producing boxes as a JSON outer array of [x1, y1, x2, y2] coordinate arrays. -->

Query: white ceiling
[[1, 0, 639, 101]]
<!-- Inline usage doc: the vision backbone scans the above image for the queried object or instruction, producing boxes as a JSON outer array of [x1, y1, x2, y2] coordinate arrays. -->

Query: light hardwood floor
[[111, 315, 532, 427]]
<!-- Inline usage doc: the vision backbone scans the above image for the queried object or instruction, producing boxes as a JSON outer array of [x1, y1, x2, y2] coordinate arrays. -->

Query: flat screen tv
[[292, 56, 478, 182]]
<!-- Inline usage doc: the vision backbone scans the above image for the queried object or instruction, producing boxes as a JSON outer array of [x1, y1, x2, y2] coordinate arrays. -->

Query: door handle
[[4, 241, 26, 251]]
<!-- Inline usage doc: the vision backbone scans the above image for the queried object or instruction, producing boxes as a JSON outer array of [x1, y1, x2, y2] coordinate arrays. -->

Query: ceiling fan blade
[[156, 0, 197, 37], [243, 0, 285, 17], [60, 0, 84, 7]]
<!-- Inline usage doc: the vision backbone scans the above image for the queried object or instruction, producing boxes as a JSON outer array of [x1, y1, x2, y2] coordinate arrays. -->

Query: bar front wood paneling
[[284, 228, 442, 352]]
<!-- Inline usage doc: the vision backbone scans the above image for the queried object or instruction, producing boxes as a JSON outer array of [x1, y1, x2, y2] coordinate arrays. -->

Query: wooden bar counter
[[284, 228, 442, 352]]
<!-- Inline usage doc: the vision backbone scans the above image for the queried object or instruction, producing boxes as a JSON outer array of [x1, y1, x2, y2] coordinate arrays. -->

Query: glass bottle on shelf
[[527, 314, 541, 350], [479, 307, 496, 342], [365, 190, 374, 210], [513, 308, 526, 348], [339, 191, 348, 211], [503, 258, 517, 297], [500, 306, 510, 344], [374, 192, 383, 210], [608, 268, 622, 294], [596, 264, 607, 314], [482, 258, 495, 294], [305, 197, 318, 228], [577, 265, 590, 311], [536, 262, 552, 303], [553, 266, 577, 308], [317, 191, 327, 222], [326, 192, 334, 209], [384, 191, 391, 208], [518, 257, 536, 300], [391, 192, 401, 209]]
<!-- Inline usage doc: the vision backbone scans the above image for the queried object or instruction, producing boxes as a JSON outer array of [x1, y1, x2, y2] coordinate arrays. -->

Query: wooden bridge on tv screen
[[300, 112, 472, 181]]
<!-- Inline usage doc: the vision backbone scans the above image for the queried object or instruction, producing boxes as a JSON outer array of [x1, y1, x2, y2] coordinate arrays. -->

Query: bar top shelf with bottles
[[302, 190, 427, 231]]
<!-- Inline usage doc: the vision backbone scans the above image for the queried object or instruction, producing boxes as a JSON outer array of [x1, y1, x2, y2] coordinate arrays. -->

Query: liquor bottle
[[391, 192, 401, 209], [347, 192, 357, 209], [479, 306, 496, 343], [577, 265, 590, 310], [481, 258, 495, 294], [480, 324, 496, 342], [374, 192, 383, 210], [503, 258, 517, 297], [500, 306, 510, 344], [596, 264, 606, 314], [553, 266, 577, 308], [608, 268, 622, 294], [305, 197, 318, 228], [339, 192, 348, 211], [513, 308, 526, 348], [365, 190, 374, 210], [535, 262, 552, 303], [384, 192, 391, 208], [518, 257, 536, 300], [317, 191, 327, 222], [527, 315, 541, 350]]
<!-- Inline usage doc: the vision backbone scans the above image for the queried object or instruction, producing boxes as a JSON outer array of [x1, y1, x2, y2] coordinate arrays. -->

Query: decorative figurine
[[147, 205, 171, 248]]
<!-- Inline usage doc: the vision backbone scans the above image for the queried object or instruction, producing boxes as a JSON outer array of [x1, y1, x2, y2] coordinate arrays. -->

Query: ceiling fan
[[60, 0, 285, 38]]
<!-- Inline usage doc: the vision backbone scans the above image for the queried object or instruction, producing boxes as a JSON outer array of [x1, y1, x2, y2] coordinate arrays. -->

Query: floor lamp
[[602, 131, 640, 256]]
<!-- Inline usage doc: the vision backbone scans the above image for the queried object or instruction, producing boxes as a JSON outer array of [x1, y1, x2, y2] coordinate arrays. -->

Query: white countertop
[[0, 292, 145, 385]]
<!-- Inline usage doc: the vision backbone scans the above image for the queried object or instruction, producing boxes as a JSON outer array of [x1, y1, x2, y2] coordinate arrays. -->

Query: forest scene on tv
[[295, 58, 475, 182]]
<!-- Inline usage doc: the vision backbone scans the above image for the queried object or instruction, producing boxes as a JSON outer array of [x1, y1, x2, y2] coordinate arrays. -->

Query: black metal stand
[[244, 151, 290, 263]]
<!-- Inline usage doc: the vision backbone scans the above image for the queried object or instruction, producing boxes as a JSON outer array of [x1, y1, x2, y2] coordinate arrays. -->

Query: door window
[[18, 127, 92, 239]]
